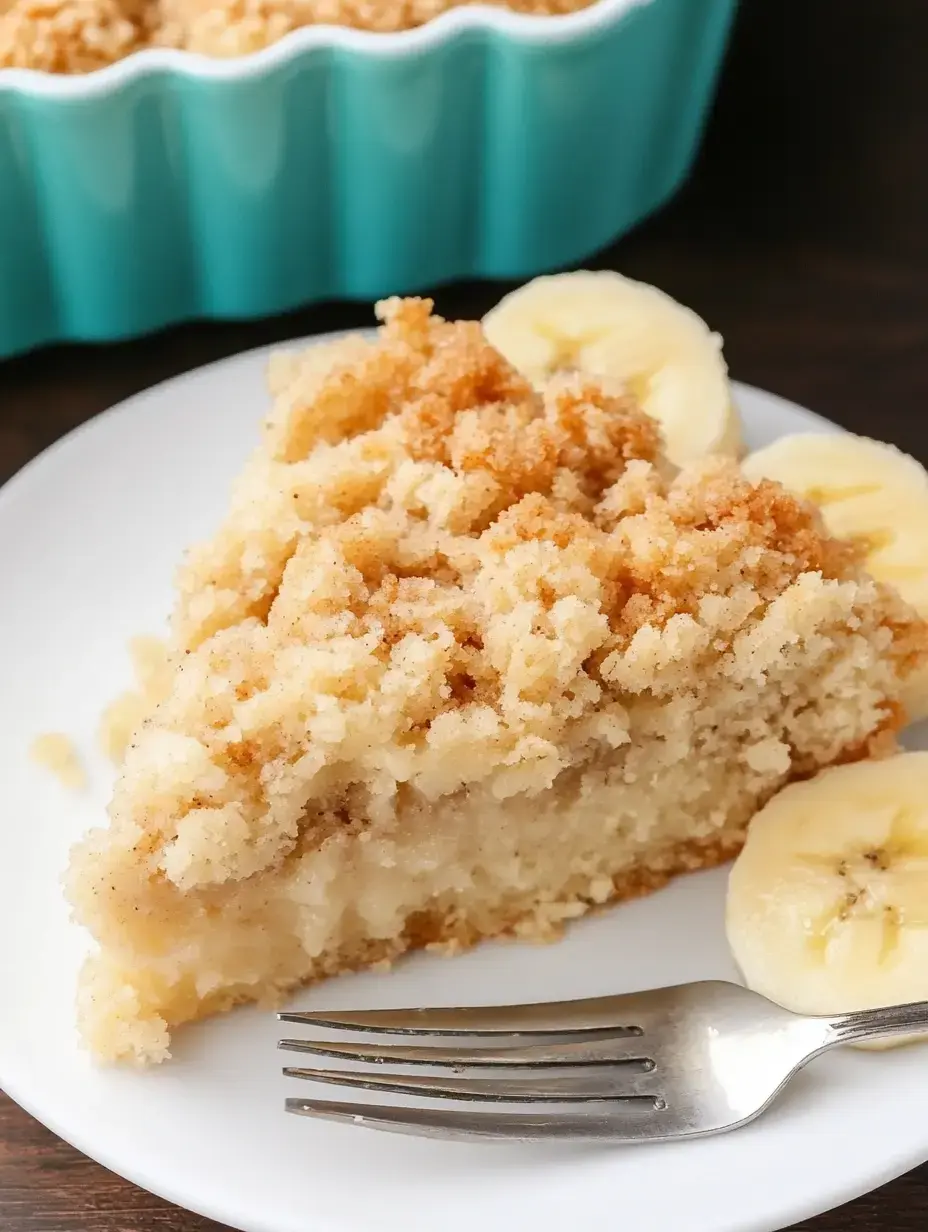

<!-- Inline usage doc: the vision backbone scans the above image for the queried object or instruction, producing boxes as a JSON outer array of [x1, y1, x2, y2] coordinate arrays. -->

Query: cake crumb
[[30, 732, 87, 791]]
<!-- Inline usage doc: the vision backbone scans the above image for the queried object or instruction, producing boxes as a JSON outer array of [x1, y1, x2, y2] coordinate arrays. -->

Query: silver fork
[[278, 981, 928, 1143]]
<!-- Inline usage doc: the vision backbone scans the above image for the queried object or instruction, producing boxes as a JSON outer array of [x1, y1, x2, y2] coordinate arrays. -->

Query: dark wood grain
[[2, 0, 927, 1227]]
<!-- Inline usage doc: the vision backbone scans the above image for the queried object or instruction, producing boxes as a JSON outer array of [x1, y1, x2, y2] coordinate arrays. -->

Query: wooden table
[[2, 0, 926, 1227]]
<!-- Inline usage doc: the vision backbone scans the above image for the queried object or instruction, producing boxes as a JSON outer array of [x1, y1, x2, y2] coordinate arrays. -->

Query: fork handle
[[824, 1000, 928, 1046]]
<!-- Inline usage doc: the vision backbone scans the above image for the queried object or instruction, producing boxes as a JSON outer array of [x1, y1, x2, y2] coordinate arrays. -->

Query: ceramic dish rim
[[0, 0, 652, 99]]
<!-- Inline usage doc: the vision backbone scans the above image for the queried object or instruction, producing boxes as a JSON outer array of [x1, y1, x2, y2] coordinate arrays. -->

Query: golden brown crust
[[172, 298, 915, 651]]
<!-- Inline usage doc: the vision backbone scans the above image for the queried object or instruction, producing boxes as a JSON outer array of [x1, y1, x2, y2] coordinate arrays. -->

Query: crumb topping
[[96, 298, 925, 895]]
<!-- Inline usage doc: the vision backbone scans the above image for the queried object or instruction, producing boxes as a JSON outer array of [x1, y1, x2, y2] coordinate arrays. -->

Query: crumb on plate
[[30, 731, 87, 791]]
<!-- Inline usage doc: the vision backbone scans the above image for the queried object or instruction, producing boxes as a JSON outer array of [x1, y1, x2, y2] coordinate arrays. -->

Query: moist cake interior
[[66, 299, 927, 1063]]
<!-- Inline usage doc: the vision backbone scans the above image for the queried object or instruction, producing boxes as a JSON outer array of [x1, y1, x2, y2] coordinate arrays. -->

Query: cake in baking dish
[[0, 0, 600, 74], [66, 298, 927, 1063]]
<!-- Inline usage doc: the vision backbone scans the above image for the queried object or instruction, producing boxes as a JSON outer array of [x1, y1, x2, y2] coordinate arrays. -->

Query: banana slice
[[482, 270, 741, 467], [742, 433, 928, 721], [742, 432, 928, 500], [727, 753, 928, 1047]]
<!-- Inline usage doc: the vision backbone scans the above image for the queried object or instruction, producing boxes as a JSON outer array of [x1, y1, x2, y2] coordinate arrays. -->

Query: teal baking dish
[[0, 0, 737, 358]]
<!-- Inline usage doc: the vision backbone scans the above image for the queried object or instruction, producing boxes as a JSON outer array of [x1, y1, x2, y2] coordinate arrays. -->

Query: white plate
[[1, 338, 926, 1232]]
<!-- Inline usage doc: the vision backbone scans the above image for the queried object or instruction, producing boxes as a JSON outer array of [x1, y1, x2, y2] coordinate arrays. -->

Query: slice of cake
[[66, 299, 927, 1064]]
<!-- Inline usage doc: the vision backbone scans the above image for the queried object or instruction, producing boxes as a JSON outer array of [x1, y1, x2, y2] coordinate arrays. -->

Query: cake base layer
[[76, 667, 887, 1069], [76, 826, 746, 1065]]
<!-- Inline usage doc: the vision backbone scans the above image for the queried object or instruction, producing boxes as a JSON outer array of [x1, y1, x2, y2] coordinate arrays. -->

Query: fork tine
[[278, 994, 644, 1037], [285, 1098, 667, 1141], [277, 1033, 653, 1067], [282, 1064, 661, 1102]]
